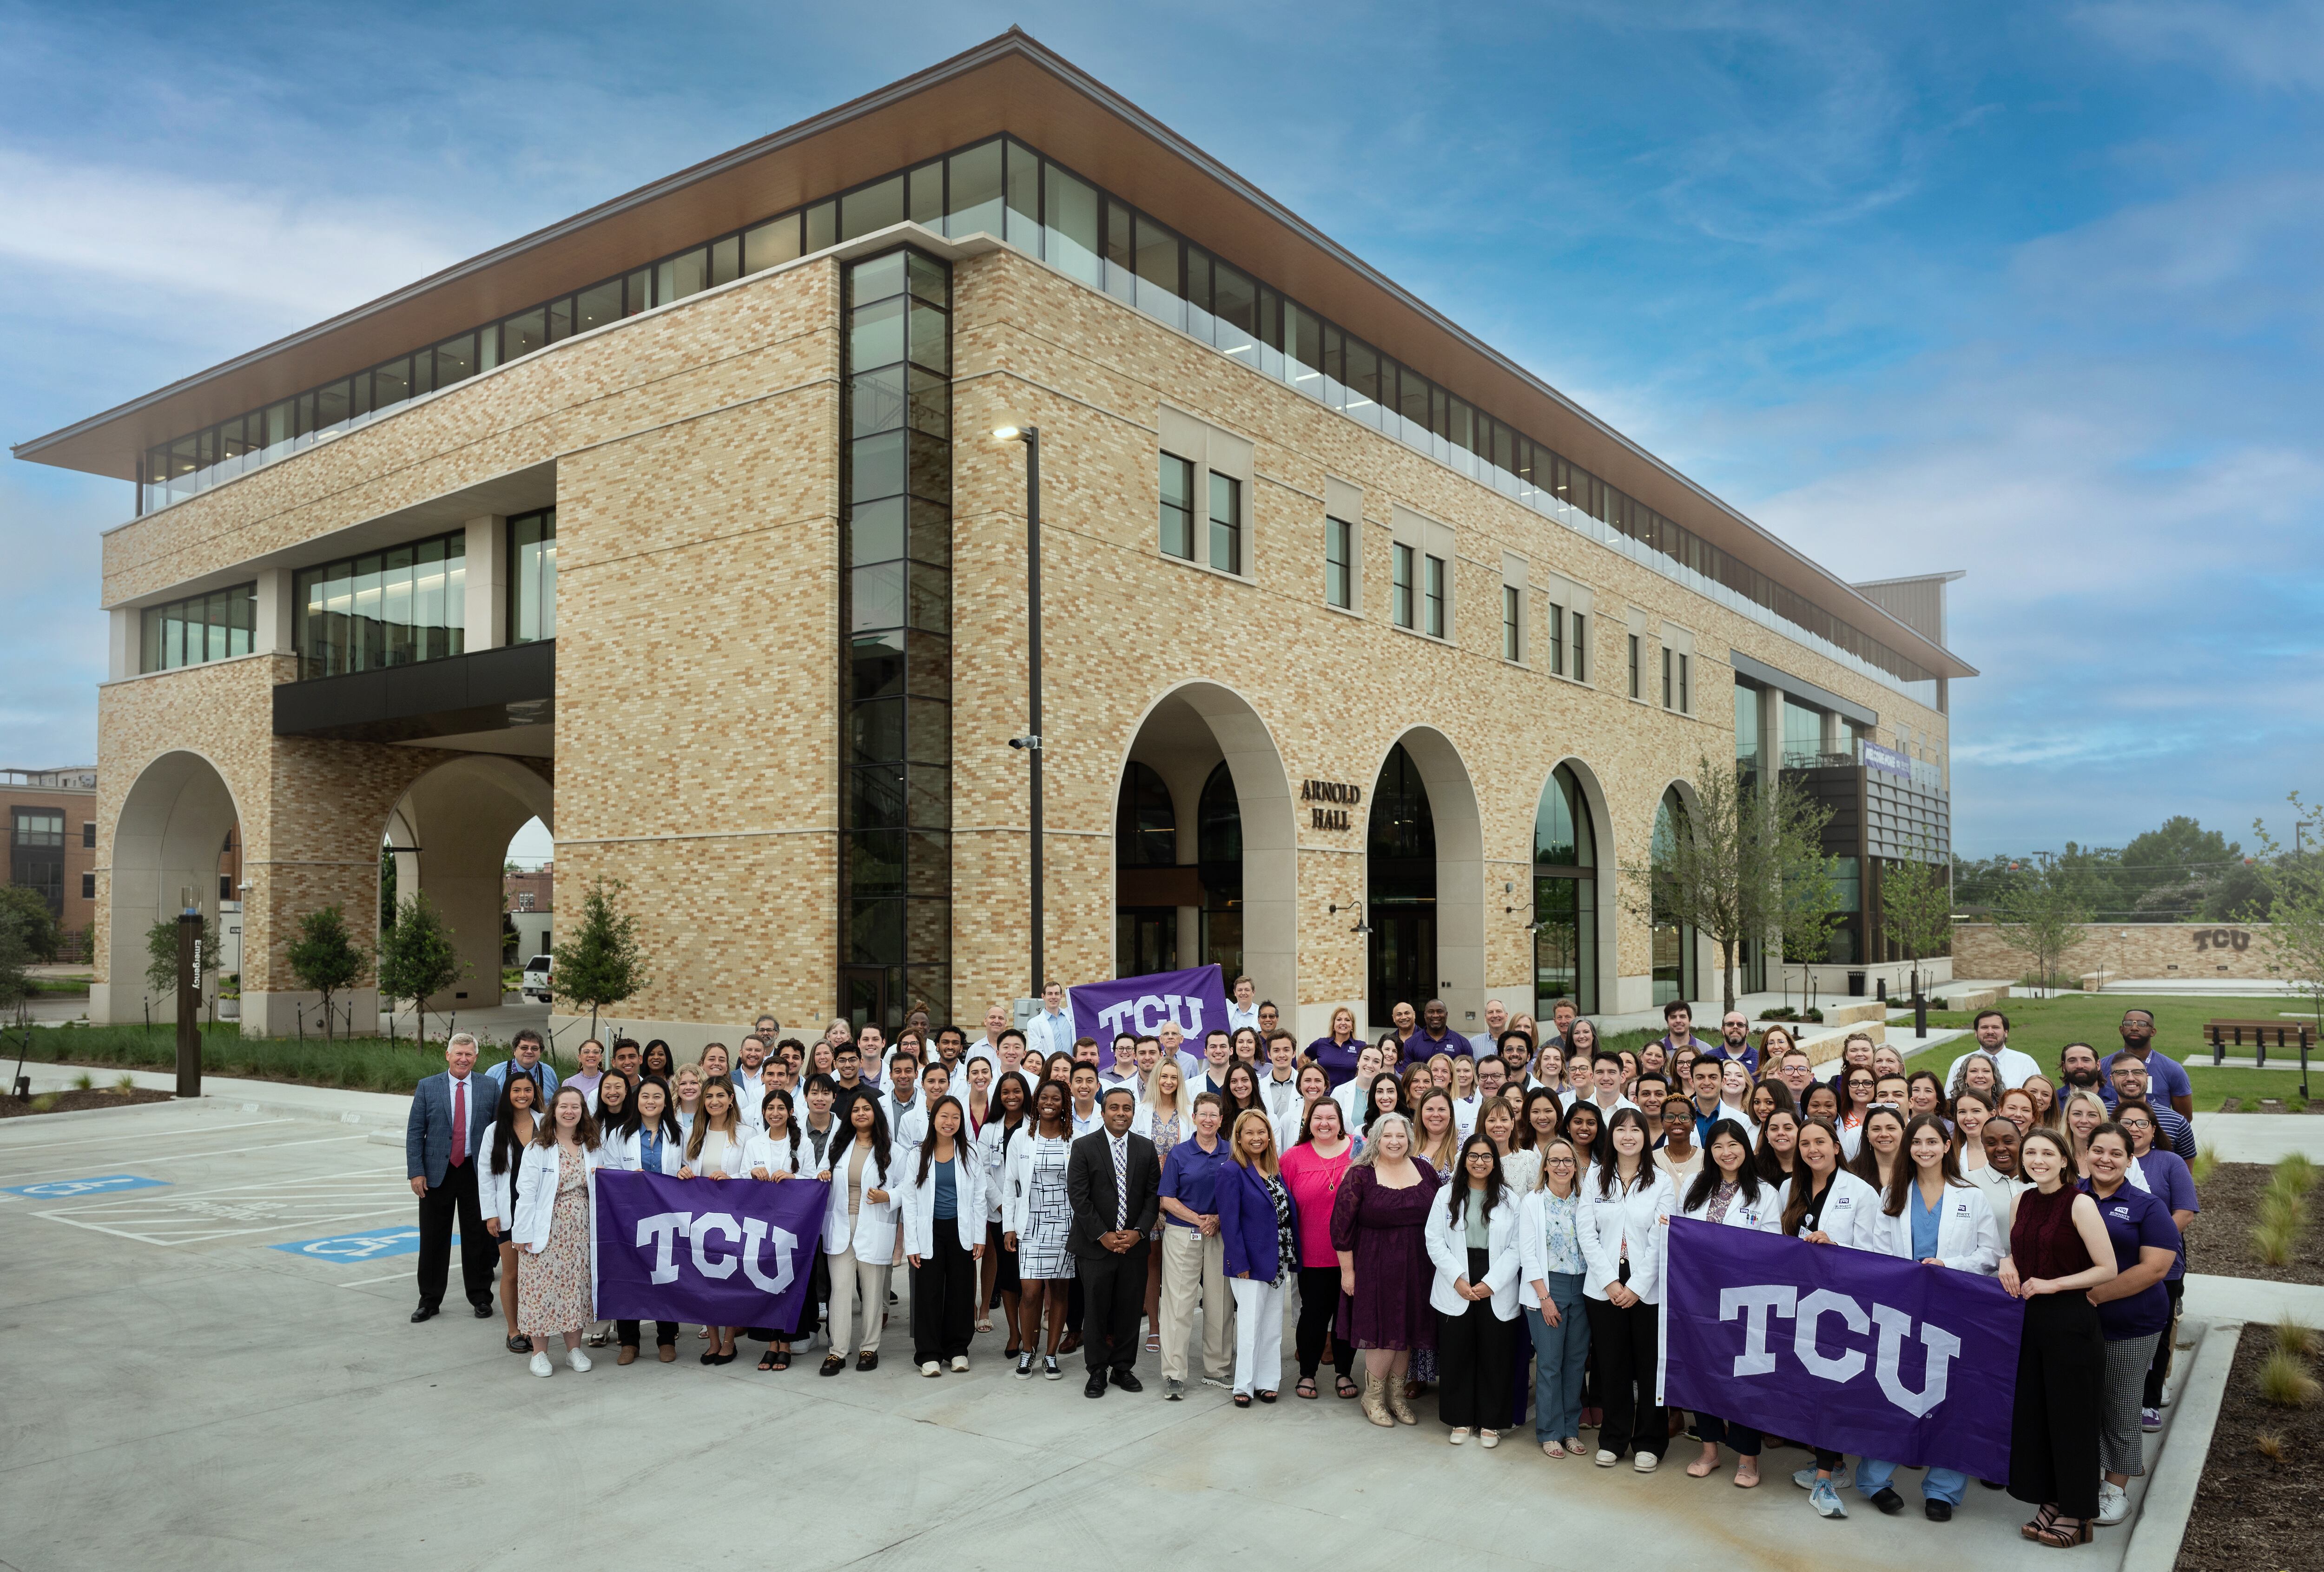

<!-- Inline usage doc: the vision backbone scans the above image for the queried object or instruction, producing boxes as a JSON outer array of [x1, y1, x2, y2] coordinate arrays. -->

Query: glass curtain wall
[[140, 583, 257, 673], [1650, 786, 1698, 1007], [508, 510, 556, 643], [1197, 762, 1243, 978], [1115, 763, 1178, 976], [132, 133, 1936, 701], [1531, 764, 1597, 1016], [840, 248, 952, 1033], [1367, 743, 1436, 1028], [293, 531, 466, 680]]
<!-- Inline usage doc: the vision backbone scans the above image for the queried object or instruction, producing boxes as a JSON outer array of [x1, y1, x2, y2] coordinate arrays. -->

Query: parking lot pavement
[[1, 1099, 2160, 1572]]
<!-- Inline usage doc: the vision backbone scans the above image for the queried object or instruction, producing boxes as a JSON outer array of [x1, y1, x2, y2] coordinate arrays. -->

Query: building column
[[254, 568, 297, 657], [465, 515, 506, 651]]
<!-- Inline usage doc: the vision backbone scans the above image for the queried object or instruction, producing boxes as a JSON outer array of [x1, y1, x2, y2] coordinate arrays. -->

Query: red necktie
[[449, 1078, 468, 1166]]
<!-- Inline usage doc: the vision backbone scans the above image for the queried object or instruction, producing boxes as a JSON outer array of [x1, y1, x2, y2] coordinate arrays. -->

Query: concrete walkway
[[2182, 1275, 2324, 1327], [2192, 1115, 2324, 1162]]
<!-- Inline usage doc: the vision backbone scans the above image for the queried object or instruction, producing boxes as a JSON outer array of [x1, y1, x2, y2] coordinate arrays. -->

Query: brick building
[[15, 34, 1972, 1044]]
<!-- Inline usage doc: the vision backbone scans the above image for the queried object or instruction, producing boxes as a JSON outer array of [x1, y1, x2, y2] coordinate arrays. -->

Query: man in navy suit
[[405, 1033, 497, 1323]]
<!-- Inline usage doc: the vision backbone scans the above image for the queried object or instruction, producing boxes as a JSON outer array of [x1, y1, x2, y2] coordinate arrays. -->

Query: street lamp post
[[996, 425, 1043, 997]]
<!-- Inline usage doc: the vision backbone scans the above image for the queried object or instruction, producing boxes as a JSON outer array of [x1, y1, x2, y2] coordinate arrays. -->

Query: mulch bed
[[2189, 1164, 2324, 1286], [2178, 1323, 2324, 1572], [0, 1087, 176, 1119]]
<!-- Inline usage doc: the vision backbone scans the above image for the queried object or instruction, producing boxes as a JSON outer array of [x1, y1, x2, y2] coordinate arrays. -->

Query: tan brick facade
[[1954, 922, 2283, 985], [89, 232, 1950, 1047]]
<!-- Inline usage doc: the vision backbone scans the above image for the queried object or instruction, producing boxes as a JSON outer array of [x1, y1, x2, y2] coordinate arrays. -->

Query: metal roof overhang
[[14, 29, 1973, 684]]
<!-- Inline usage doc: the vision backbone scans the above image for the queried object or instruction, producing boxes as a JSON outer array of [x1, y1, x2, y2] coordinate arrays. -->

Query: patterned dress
[[1329, 1160, 1440, 1353], [519, 1145, 594, 1338], [1018, 1133, 1074, 1279]]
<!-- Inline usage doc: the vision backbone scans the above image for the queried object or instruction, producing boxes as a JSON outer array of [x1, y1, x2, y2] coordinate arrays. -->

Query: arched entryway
[[1364, 729, 1483, 1030], [383, 756, 553, 1018], [1651, 784, 1699, 1007], [102, 750, 243, 1023], [1112, 683, 1294, 1004]]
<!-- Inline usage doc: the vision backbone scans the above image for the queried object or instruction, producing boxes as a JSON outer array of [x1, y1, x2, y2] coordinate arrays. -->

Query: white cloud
[[2075, 0, 2324, 92]]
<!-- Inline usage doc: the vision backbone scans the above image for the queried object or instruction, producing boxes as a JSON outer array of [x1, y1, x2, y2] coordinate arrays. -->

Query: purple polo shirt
[[1159, 1134, 1236, 1228]]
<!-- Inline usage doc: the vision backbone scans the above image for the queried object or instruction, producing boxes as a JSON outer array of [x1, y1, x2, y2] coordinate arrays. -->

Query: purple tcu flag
[[592, 1170, 828, 1328], [1069, 964, 1233, 1049], [1659, 1217, 2023, 1480]]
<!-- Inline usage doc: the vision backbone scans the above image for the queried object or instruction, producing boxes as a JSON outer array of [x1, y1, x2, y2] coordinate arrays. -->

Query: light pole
[[995, 424, 1043, 997]]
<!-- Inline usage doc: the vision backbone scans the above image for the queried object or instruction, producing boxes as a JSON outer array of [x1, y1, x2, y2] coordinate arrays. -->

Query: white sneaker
[[2097, 1482, 2129, 1526], [1595, 1449, 1619, 1467], [1479, 1430, 1500, 1449], [1634, 1451, 1660, 1473], [528, 1351, 553, 1378], [1449, 1427, 1470, 1446], [568, 1348, 591, 1373], [951, 1355, 969, 1373], [920, 1361, 942, 1377]]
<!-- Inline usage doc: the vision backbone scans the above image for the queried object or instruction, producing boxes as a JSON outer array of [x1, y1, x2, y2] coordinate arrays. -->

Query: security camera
[[1008, 736, 1041, 751]]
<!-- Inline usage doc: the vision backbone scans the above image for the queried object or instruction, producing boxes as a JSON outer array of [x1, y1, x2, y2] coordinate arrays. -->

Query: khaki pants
[[826, 1249, 893, 1356], [1159, 1226, 1234, 1384]]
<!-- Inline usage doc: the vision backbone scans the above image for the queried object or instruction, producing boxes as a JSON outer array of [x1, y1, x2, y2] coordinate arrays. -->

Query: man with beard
[[2102, 1008, 2193, 1122]]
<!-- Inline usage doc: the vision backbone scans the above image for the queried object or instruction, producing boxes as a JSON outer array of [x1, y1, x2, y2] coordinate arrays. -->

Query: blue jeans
[[1857, 1457, 1967, 1505], [1525, 1272, 1590, 1441]]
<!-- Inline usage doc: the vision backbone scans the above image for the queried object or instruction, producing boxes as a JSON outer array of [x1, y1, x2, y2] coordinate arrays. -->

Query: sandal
[[758, 1348, 779, 1372], [1233, 1393, 1252, 1408], [1257, 1390, 1277, 1404], [772, 1347, 791, 1371], [1295, 1377, 1319, 1400], [976, 1317, 993, 1333], [1335, 1375, 1360, 1400], [2021, 1505, 2061, 1542], [2032, 1517, 2092, 1548]]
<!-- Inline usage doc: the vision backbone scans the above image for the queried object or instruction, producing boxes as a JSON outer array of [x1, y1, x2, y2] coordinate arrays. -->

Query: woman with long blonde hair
[[1216, 1109, 1299, 1405]]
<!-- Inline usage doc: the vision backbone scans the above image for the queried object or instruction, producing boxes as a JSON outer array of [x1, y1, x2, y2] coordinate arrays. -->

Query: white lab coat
[[1774, 1169, 1885, 1250], [601, 1125, 685, 1175], [898, 1142, 991, 1256], [1575, 1168, 1676, 1304], [1864, 1179, 2003, 1274], [510, 1140, 611, 1254], [1671, 1177, 1783, 1232], [822, 1141, 901, 1265], [683, 1126, 748, 1179], [1424, 1182, 1525, 1320], [739, 1129, 804, 1179], [975, 1117, 1026, 1223], [475, 1122, 530, 1231]]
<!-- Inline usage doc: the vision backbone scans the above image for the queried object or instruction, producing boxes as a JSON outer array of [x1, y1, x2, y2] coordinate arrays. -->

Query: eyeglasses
[[1546, 1157, 1577, 1167]]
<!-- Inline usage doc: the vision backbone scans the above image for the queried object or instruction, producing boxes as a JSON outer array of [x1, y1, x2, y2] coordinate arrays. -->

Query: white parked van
[[522, 954, 554, 1002]]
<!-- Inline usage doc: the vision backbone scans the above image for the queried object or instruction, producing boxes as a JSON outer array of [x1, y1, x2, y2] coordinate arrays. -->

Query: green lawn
[[2185, 1064, 2322, 1112], [8, 1021, 579, 1094], [1915, 992, 2318, 1063]]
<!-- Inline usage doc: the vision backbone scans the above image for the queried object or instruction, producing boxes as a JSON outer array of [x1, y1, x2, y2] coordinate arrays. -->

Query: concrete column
[[106, 607, 139, 681], [253, 568, 297, 656], [464, 515, 506, 651]]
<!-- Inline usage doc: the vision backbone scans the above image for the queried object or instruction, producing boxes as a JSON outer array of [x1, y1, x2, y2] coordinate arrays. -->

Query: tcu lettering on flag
[[1659, 1218, 2023, 1480], [1067, 964, 1232, 1049], [592, 1170, 828, 1328]]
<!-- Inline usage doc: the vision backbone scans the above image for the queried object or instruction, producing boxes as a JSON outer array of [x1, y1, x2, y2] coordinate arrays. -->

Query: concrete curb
[[20, 1067, 412, 1134], [2122, 1317, 2241, 1572]]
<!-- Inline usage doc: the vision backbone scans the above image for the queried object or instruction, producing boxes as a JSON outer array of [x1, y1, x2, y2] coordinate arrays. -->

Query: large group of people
[[405, 993, 2198, 1547]]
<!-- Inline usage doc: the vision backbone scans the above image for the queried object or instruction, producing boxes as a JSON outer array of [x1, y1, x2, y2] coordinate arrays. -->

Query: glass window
[[294, 532, 465, 679], [1572, 612, 1588, 682], [709, 235, 741, 287], [1503, 584, 1521, 661], [1628, 634, 1642, 698], [1005, 141, 1039, 248], [804, 200, 836, 252], [1042, 163, 1099, 284], [656, 248, 708, 304], [841, 175, 904, 241], [907, 160, 944, 227], [1213, 261, 1256, 361], [1546, 603, 1565, 675], [545, 298, 573, 344], [1325, 516, 1353, 609], [1423, 553, 1446, 638], [576, 279, 623, 332], [1159, 454, 1195, 560], [1663, 647, 1674, 708], [504, 309, 547, 359], [434, 333, 476, 384], [1208, 472, 1241, 574], [945, 141, 1004, 239], [1393, 543, 1415, 628], [744, 215, 800, 273], [1678, 653, 1690, 712], [508, 510, 557, 645], [138, 584, 258, 674], [1133, 213, 1180, 328], [372, 357, 411, 408]]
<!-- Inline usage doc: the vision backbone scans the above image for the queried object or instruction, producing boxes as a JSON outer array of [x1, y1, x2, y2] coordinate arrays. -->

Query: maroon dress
[[1329, 1159, 1440, 1351]]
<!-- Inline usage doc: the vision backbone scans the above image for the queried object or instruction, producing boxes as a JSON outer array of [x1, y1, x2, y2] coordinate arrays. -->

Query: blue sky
[[3, 0, 2319, 861]]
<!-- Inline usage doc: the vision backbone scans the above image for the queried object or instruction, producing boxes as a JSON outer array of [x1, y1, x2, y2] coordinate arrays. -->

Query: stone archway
[[99, 750, 242, 1024], [1112, 682, 1296, 1010], [384, 756, 553, 1016], [1364, 726, 1484, 1029]]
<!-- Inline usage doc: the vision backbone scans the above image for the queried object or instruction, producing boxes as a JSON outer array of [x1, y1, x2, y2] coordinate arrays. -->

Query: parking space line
[[0, 1118, 290, 1156], [336, 1272, 413, 1287], [0, 1132, 377, 1185], [33, 1168, 415, 1245]]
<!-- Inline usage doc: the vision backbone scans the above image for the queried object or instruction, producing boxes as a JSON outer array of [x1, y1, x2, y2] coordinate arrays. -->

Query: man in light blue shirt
[[1026, 981, 1076, 1061], [483, 1030, 561, 1097], [1224, 975, 1260, 1039]]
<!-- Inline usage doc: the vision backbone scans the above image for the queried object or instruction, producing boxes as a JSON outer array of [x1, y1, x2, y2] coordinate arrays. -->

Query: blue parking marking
[[1, 1174, 168, 1199], [268, 1225, 459, 1261]]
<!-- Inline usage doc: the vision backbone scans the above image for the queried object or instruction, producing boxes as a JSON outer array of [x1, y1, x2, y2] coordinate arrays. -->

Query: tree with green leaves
[[378, 891, 466, 1044], [1880, 841, 1955, 999], [1618, 756, 1839, 1014], [144, 918, 185, 999], [553, 876, 648, 1039], [0, 905, 30, 1018], [1988, 853, 2093, 993], [0, 886, 61, 965], [2250, 793, 2324, 1093], [286, 904, 366, 1040], [379, 843, 398, 933]]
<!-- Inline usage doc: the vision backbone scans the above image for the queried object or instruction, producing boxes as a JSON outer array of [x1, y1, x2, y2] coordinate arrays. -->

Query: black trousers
[[416, 1159, 495, 1310], [1583, 1295, 1664, 1457], [2009, 1292, 2105, 1519], [617, 1319, 678, 1348], [2143, 1278, 2183, 1408], [1067, 1273, 1084, 1333], [1295, 1264, 1354, 1380], [1076, 1247, 1149, 1375], [912, 1227, 978, 1363], [1436, 1289, 1519, 1430], [1697, 1413, 1763, 1456]]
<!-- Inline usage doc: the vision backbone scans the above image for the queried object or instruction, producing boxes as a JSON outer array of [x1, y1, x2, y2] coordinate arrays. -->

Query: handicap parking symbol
[[1, 1174, 168, 1199], [270, 1225, 445, 1261]]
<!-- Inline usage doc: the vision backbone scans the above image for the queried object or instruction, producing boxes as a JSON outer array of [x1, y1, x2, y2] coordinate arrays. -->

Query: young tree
[[378, 892, 466, 1045], [1988, 853, 2093, 993], [1618, 756, 1838, 1014], [0, 887, 61, 964], [0, 905, 30, 1018], [286, 905, 365, 1041], [1880, 842, 1955, 1000], [144, 918, 183, 999], [552, 876, 648, 1039]]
